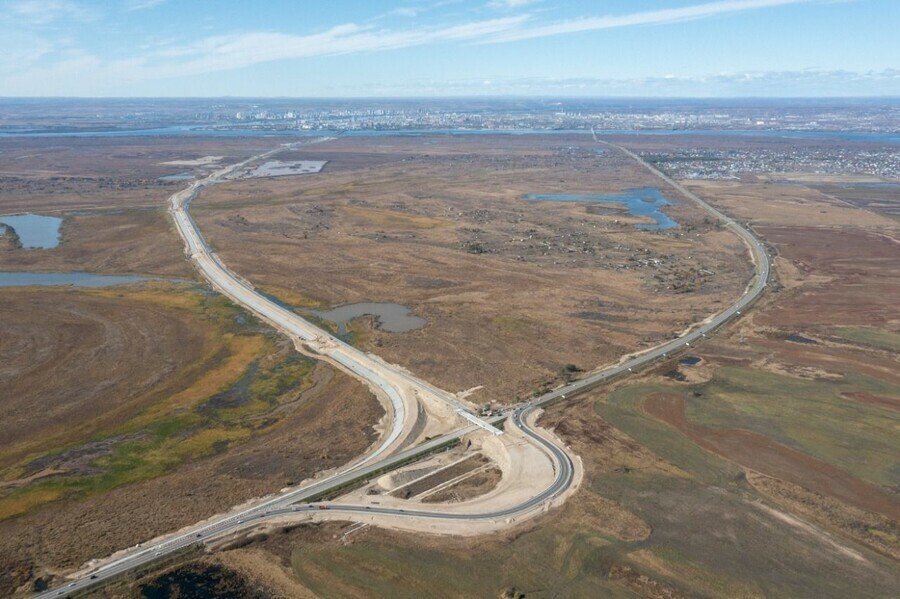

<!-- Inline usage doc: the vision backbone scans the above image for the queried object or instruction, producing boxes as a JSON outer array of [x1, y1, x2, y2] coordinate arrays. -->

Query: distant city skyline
[[0, 0, 898, 97]]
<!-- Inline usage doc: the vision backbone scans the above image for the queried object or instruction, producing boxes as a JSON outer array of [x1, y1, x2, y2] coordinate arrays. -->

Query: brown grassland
[[2, 133, 899, 597], [0, 137, 383, 596], [131, 136, 900, 599], [193, 134, 749, 404]]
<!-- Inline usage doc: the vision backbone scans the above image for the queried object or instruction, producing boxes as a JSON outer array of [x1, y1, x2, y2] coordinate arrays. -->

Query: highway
[[523, 139, 770, 409], [36, 137, 768, 598]]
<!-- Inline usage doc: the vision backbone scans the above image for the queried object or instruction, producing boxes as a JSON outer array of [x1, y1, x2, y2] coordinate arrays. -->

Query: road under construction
[[36, 135, 769, 598]]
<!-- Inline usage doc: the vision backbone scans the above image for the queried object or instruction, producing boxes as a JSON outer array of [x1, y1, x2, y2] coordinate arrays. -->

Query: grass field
[[832, 326, 900, 353], [287, 508, 639, 598], [0, 284, 318, 521], [681, 366, 900, 489], [597, 383, 743, 486]]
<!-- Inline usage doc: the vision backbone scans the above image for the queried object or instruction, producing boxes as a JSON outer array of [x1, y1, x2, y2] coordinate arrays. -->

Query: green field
[[289, 503, 641, 599], [684, 366, 900, 488], [832, 326, 900, 352], [281, 367, 900, 598]]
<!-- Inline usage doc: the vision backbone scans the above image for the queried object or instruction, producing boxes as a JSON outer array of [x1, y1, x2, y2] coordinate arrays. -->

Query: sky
[[0, 0, 898, 97]]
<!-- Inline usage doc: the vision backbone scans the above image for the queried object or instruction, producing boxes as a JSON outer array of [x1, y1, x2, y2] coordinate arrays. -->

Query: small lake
[[524, 187, 679, 230], [0, 271, 163, 287], [310, 302, 426, 335], [786, 334, 818, 344], [0, 214, 63, 248], [157, 172, 194, 182]]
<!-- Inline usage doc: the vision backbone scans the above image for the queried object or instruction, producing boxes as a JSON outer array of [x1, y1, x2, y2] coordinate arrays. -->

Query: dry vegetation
[[138, 136, 900, 598], [0, 136, 275, 278], [0, 137, 386, 597], [3, 132, 899, 597], [194, 134, 749, 404], [0, 282, 383, 596]]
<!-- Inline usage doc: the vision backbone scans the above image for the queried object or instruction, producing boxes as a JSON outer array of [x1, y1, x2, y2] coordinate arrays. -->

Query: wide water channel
[[525, 187, 679, 230], [3, 128, 900, 145]]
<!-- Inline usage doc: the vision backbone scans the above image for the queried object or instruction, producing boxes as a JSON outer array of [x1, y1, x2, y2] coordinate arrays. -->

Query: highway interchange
[[37, 136, 770, 598]]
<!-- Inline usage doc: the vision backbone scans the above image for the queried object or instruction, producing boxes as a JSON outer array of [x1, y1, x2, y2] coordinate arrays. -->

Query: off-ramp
[[36, 137, 768, 598]]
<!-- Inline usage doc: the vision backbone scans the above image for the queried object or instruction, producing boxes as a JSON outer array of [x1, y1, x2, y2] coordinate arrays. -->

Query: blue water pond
[[524, 187, 679, 230], [0, 213, 63, 248]]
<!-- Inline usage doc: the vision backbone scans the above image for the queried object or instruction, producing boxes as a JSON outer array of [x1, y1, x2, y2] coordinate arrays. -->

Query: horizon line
[[2, 95, 900, 101]]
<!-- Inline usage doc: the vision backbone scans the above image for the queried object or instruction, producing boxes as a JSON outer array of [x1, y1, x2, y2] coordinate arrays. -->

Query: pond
[[0, 271, 165, 287], [0, 213, 63, 248], [524, 187, 679, 230], [786, 334, 817, 344], [157, 172, 195, 182], [309, 302, 426, 335]]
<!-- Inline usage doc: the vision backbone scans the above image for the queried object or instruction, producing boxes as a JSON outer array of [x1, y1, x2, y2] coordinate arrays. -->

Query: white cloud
[[487, 0, 540, 9], [0, 30, 55, 71], [125, 0, 166, 10], [0, 0, 857, 95], [0, 15, 531, 93], [483, 0, 822, 43], [389, 7, 419, 17], [6, 0, 95, 25], [140, 16, 529, 79], [135, 0, 824, 79]]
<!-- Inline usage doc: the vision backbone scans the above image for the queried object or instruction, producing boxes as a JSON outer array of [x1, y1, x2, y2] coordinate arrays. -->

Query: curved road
[[37, 137, 769, 598]]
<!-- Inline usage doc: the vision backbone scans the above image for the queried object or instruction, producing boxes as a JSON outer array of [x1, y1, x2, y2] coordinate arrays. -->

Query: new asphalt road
[[36, 137, 768, 598]]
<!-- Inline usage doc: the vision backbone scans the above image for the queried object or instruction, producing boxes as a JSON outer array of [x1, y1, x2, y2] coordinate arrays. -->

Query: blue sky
[[0, 0, 898, 96]]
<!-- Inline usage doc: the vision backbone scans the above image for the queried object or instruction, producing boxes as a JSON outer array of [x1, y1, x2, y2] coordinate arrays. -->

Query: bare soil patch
[[391, 454, 488, 499], [420, 467, 502, 503]]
